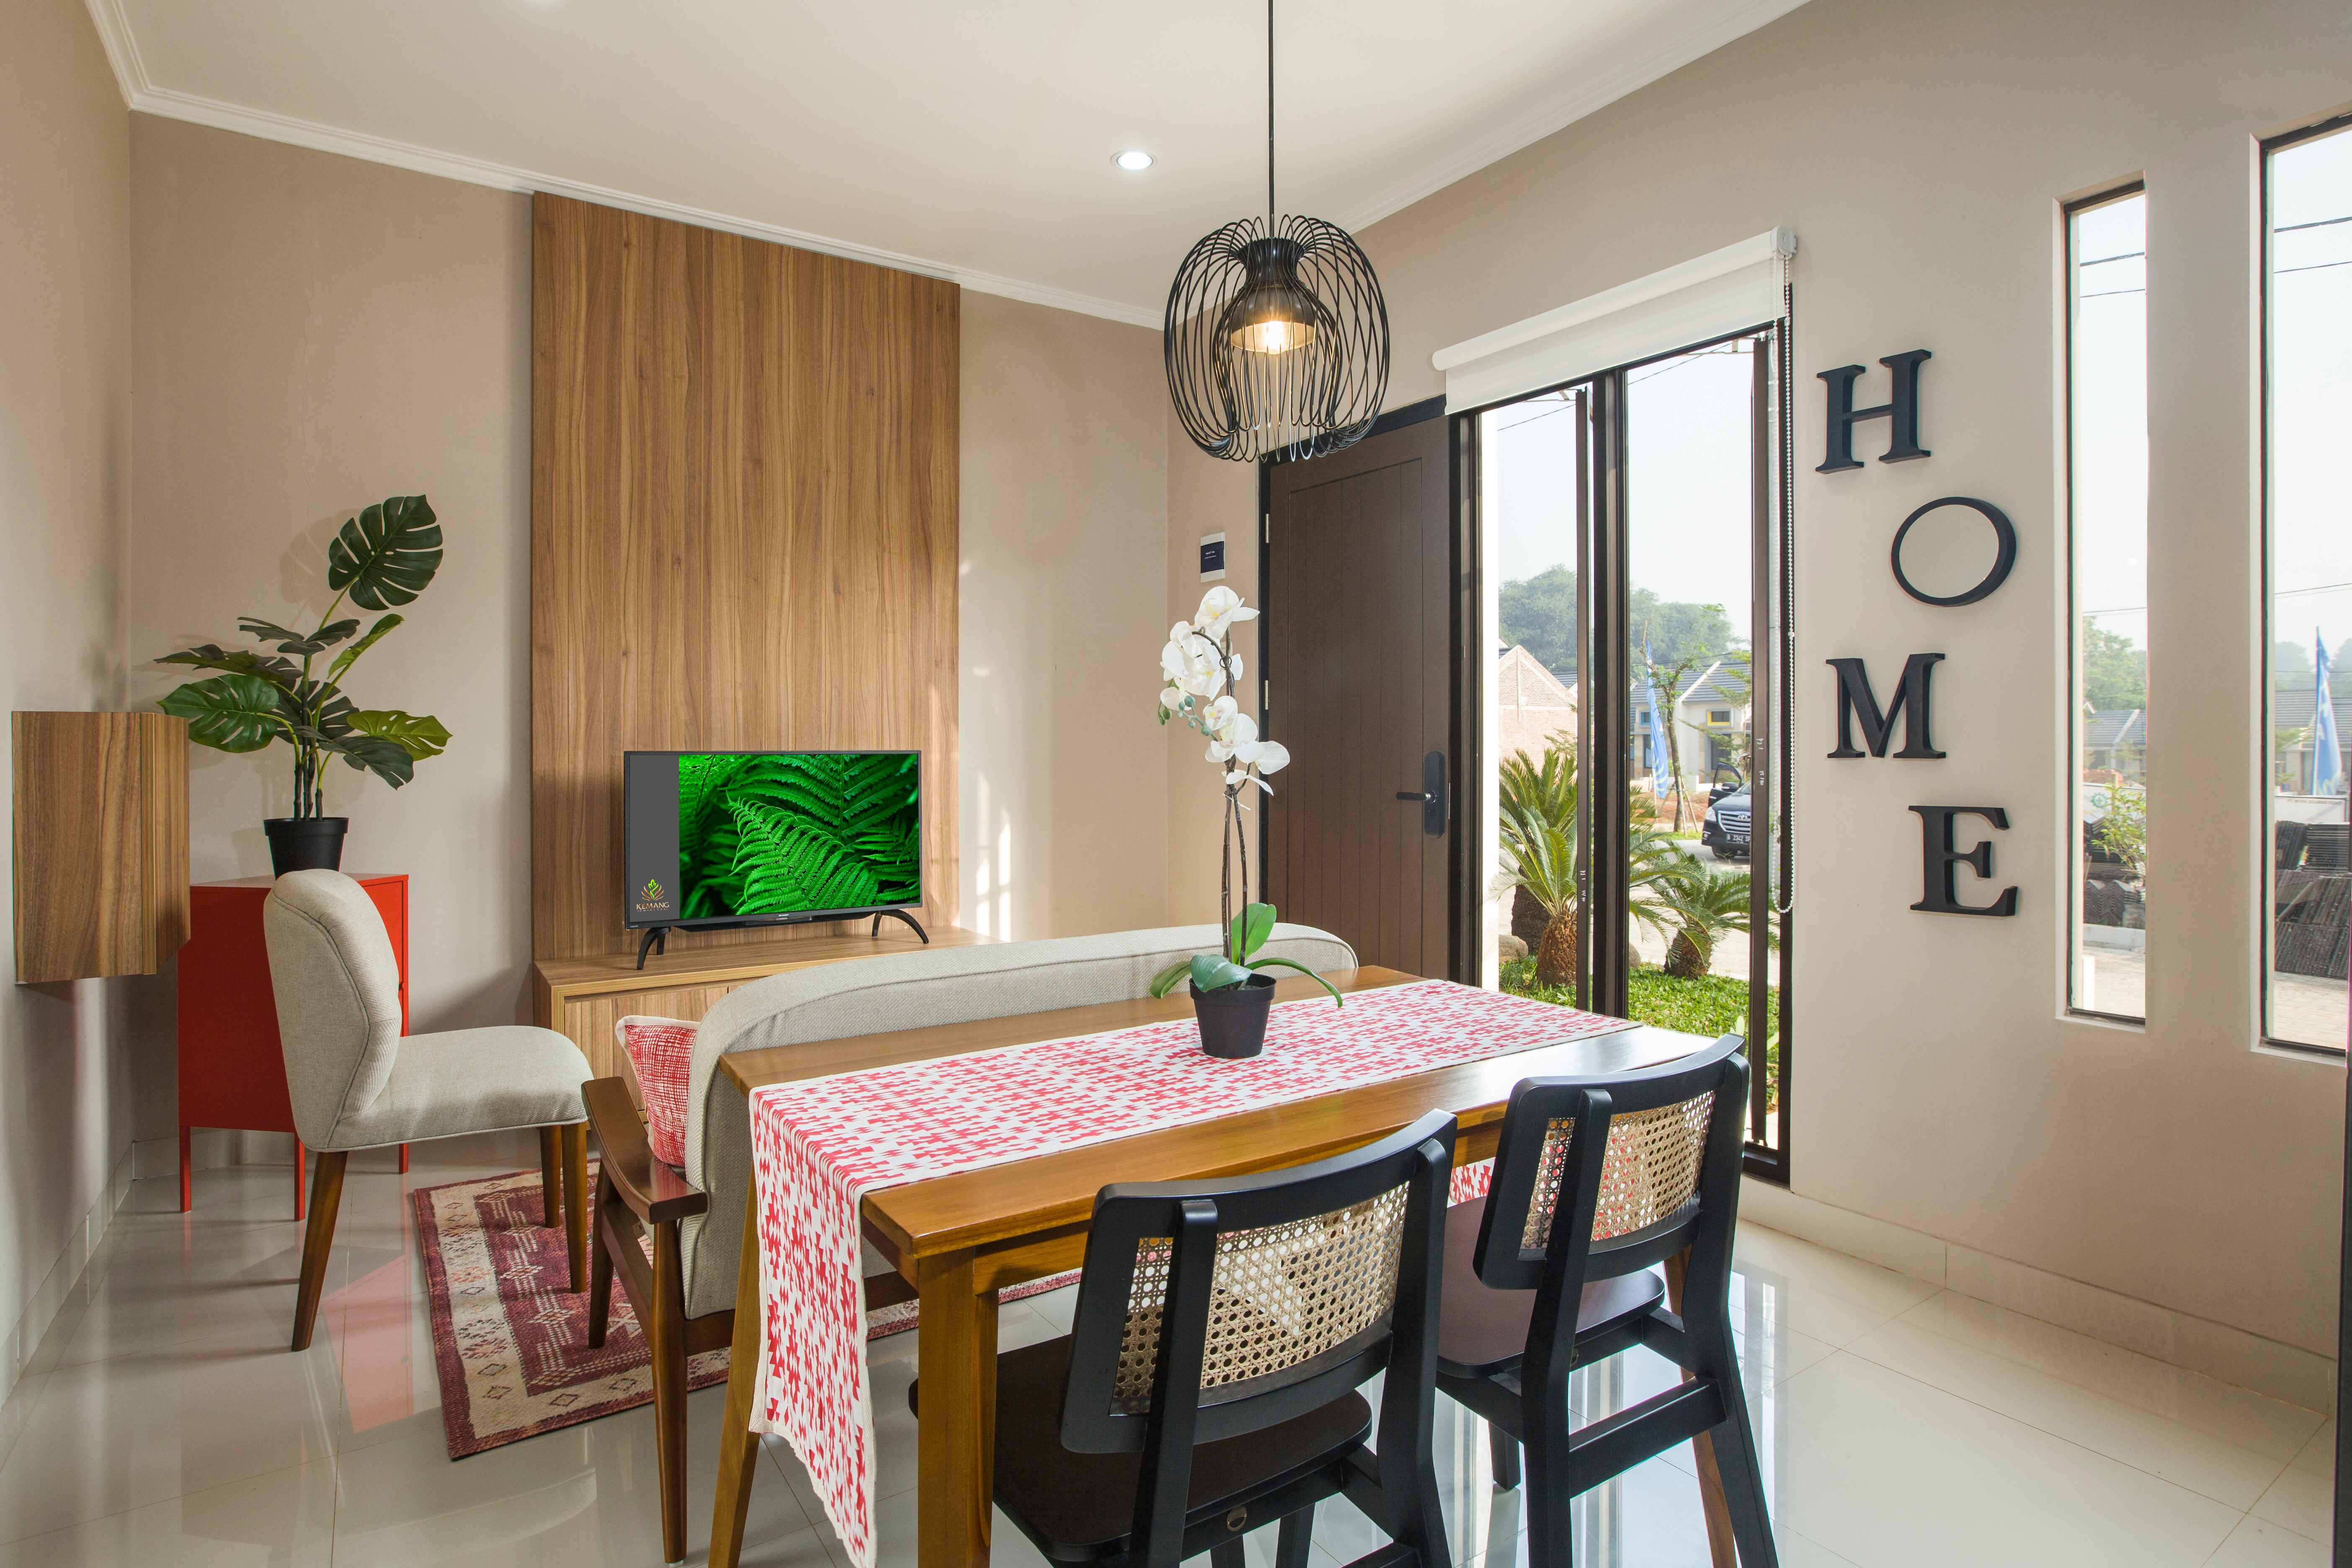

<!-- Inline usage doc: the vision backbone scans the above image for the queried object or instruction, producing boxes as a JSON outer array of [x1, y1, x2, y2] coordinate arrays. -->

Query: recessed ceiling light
[[1114, 150, 1155, 172]]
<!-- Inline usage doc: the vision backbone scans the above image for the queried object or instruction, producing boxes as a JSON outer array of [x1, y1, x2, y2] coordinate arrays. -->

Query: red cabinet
[[177, 874, 409, 1215]]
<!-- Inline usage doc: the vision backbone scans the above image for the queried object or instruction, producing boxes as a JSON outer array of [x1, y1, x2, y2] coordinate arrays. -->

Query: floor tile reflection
[[0, 1142, 2331, 1566]]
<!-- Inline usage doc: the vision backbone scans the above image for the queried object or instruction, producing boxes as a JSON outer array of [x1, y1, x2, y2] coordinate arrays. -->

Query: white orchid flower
[[1161, 633, 1225, 699], [1229, 653, 1244, 680], [1195, 586, 1259, 642], [1204, 701, 1253, 763], [1234, 736, 1289, 776]]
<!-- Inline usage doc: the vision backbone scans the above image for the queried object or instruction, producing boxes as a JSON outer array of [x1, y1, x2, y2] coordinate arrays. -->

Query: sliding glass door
[[1477, 328, 1790, 1171]]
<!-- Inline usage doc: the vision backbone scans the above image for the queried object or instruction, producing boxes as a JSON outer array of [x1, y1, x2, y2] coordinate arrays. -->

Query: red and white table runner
[[745, 979, 1636, 1568]]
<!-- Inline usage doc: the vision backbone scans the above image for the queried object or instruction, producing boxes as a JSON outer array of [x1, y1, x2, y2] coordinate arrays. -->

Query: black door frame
[[1258, 342, 1793, 1181]]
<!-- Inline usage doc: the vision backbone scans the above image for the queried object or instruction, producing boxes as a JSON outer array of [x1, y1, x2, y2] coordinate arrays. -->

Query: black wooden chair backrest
[[1469, 1034, 1749, 1313], [1060, 1111, 1457, 1565]]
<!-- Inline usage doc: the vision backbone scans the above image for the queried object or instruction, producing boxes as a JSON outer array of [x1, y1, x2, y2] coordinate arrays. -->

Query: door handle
[[1403, 751, 1446, 838]]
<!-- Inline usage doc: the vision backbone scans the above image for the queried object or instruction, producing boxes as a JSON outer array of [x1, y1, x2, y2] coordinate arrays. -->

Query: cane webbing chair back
[[1513, 1092, 1715, 1254], [1063, 1112, 1455, 1456], [1110, 1182, 1409, 1413], [1473, 1034, 1748, 1293]]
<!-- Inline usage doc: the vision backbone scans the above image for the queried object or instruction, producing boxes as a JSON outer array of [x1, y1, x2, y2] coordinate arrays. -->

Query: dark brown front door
[[1263, 414, 1457, 980]]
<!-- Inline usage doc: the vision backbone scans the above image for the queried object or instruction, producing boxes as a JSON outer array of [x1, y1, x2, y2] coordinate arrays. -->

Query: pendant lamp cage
[[1164, 1, 1389, 463]]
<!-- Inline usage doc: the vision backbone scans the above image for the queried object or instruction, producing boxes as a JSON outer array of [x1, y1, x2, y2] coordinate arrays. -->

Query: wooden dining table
[[706, 965, 1738, 1568]]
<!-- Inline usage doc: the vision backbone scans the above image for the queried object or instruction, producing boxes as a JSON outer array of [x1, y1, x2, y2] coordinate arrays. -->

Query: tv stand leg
[[871, 909, 929, 944], [635, 926, 672, 971]]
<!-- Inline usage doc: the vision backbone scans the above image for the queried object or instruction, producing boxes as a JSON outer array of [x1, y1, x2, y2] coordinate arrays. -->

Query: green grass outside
[[1499, 957, 1780, 1110]]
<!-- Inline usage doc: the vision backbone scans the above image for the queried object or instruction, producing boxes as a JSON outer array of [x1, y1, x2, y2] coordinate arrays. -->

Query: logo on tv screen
[[633, 876, 671, 915]]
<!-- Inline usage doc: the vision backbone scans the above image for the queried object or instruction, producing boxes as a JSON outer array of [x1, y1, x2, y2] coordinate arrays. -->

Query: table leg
[[710, 1185, 769, 1568], [179, 1124, 193, 1213], [1663, 1249, 1737, 1568], [918, 1248, 998, 1568]]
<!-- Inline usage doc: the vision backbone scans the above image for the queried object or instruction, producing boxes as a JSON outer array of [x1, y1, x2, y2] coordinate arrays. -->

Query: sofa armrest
[[583, 1076, 708, 1225]]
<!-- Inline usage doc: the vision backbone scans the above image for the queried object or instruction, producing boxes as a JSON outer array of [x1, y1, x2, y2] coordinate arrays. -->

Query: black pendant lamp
[[1164, 0, 1389, 463]]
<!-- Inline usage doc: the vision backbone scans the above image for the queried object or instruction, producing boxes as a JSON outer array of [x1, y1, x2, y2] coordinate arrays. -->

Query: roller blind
[[1433, 228, 1796, 413]]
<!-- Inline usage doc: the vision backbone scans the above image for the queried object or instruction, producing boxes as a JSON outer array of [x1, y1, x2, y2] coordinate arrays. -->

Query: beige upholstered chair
[[263, 869, 594, 1351], [580, 922, 1358, 1565]]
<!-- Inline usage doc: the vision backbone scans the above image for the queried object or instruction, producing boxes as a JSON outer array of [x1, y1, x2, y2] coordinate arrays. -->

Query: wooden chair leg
[[1488, 1421, 1523, 1491], [586, 1166, 617, 1349], [1274, 1506, 1316, 1568], [290, 1150, 348, 1352], [561, 1122, 590, 1292], [1703, 1328, 1782, 1568], [650, 1217, 690, 1565], [1665, 1249, 1740, 1568], [539, 1126, 562, 1226]]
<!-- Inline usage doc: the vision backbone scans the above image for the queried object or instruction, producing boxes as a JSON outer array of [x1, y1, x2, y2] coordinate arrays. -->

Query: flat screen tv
[[623, 749, 921, 932]]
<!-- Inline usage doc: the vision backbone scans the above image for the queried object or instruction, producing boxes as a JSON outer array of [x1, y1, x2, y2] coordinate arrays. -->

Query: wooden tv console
[[533, 925, 993, 1081]]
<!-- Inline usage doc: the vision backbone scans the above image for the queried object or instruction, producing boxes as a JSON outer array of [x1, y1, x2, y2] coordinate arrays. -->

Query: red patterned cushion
[[615, 1016, 697, 1167]]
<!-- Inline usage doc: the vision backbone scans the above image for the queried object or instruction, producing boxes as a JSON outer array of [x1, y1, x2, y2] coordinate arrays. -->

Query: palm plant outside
[[1497, 740, 1688, 988], [154, 495, 450, 818], [1650, 863, 1772, 979]]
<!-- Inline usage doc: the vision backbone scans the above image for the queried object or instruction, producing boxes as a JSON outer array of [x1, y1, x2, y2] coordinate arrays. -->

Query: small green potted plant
[[1149, 588, 1341, 1058], [155, 495, 452, 876]]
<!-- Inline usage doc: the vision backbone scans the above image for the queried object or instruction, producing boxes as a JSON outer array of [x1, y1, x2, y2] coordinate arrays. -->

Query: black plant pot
[[1190, 973, 1277, 1060], [264, 816, 348, 877]]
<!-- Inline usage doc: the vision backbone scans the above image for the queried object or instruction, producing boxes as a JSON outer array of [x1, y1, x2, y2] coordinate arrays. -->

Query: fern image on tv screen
[[676, 751, 920, 921]]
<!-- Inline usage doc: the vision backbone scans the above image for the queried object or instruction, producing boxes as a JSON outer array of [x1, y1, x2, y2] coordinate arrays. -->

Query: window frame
[[1465, 321, 1795, 1180], [2257, 111, 2352, 1058], [2061, 179, 2150, 1028]]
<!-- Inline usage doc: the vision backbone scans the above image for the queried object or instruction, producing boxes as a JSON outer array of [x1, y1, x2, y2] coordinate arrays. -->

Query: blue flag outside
[[2315, 629, 2342, 795], [1637, 637, 1659, 785]]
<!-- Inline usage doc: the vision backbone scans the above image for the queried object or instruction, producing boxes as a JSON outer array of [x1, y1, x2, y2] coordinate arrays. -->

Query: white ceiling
[[89, 0, 1806, 325]]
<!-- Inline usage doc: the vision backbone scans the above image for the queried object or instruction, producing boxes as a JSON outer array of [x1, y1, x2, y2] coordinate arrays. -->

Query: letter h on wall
[[1818, 349, 1931, 471]]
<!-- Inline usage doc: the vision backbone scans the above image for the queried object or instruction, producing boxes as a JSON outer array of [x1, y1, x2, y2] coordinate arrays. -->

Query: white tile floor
[[0, 1131, 2333, 1566]]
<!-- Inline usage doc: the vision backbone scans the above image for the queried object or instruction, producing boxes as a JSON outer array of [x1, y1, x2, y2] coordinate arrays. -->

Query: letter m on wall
[[1827, 653, 1946, 758]]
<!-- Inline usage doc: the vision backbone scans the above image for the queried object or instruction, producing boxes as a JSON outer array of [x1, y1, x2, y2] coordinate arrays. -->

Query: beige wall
[[1350, 0, 2352, 1355], [122, 124, 1182, 1161], [1164, 419, 1261, 928], [960, 294, 1171, 940], [0, 0, 135, 1383], [126, 117, 535, 1145]]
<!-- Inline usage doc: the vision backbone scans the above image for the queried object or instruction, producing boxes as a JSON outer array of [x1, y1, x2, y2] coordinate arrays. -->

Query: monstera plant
[[155, 494, 451, 873]]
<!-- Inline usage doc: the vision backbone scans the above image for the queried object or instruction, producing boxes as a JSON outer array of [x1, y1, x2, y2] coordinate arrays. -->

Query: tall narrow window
[[2263, 122, 2352, 1052], [2066, 188, 2150, 1022]]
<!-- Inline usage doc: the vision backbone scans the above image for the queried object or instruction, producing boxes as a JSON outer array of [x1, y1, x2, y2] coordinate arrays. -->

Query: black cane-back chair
[[1435, 1035, 1776, 1568], [912, 1111, 1459, 1568]]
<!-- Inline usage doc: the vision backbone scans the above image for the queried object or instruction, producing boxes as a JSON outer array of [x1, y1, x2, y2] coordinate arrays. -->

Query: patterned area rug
[[413, 1165, 1074, 1458]]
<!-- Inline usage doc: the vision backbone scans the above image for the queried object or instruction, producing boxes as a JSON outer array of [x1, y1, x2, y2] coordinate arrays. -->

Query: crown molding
[[1339, 0, 1812, 235], [85, 0, 1803, 329], [81, 0, 1161, 330]]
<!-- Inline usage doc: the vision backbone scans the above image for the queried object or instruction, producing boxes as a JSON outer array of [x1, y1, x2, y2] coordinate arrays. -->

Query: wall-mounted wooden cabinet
[[12, 711, 190, 984]]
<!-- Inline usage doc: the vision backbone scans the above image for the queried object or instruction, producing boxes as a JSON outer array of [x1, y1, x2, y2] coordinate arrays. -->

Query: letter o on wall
[[1890, 497, 2017, 607]]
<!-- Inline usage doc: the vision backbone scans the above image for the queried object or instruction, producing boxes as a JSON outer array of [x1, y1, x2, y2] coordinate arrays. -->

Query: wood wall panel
[[531, 193, 959, 962], [12, 711, 190, 983]]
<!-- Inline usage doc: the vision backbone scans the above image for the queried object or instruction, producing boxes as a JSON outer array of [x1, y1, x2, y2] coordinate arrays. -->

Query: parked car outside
[[1702, 785, 1751, 860]]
